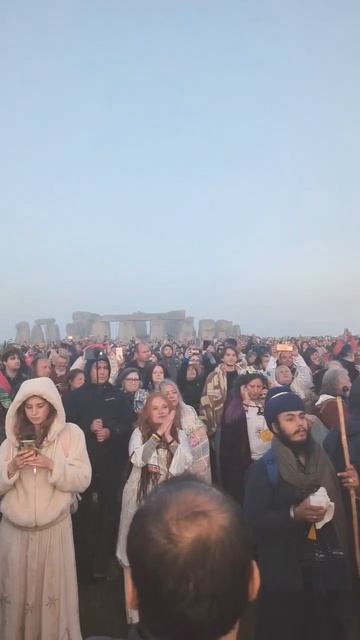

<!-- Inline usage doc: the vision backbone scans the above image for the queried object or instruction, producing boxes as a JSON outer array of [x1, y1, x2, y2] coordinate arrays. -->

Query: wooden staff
[[336, 396, 360, 576]]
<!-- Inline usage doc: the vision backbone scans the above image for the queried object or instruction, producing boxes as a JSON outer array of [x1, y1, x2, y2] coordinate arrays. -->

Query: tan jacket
[[0, 377, 91, 528]]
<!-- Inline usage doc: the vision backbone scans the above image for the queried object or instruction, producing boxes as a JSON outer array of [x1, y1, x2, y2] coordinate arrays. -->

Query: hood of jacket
[[84, 354, 111, 384], [5, 377, 66, 446]]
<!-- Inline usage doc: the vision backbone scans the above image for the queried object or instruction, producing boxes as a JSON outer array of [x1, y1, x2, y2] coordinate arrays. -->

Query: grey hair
[[159, 379, 187, 417], [320, 367, 348, 396]]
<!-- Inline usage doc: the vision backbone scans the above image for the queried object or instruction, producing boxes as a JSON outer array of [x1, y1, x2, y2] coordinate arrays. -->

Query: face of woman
[[310, 351, 320, 367], [123, 373, 140, 393], [276, 366, 293, 386], [150, 398, 170, 425], [163, 384, 179, 408], [246, 379, 264, 401], [71, 372, 85, 390], [24, 396, 51, 426], [261, 354, 270, 369], [152, 366, 165, 383], [186, 365, 197, 381]]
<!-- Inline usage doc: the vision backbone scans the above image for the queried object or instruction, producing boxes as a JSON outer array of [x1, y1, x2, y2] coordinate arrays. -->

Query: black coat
[[177, 359, 204, 414], [244, 457, 314, 590], [339, 358, 359, 383], [220, 411, 252, 505], [64, 382, 133, 484], [324, 413, 360, 530]]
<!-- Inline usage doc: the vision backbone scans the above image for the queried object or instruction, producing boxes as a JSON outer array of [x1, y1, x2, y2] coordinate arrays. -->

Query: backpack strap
[[262, 447, 279, 485]]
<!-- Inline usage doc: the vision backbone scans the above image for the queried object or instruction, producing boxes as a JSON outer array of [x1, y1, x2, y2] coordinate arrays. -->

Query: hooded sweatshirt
[[0, 377, 91, 528], [64, 357, 133, 476]]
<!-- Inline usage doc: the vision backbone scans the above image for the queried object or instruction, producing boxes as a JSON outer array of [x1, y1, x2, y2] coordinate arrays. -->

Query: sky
[[1, 1, 360, 340]]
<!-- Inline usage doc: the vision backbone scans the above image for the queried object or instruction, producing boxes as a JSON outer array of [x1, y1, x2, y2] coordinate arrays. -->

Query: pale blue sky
[[1, 1, 360, 339]]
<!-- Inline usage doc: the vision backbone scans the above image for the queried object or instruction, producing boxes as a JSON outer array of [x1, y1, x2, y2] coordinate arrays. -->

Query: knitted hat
[[116, 367, 140, 386], [264, 386, 305, 430], [349, 376, 360, 414]]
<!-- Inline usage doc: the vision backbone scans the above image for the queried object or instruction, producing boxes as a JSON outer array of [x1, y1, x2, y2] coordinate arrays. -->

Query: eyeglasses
[[125, 377, 140, 382]]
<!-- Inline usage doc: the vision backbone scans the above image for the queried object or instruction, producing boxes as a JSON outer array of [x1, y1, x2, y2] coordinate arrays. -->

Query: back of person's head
[[320, 367, 349, 396], [127, 476, 259, 640]]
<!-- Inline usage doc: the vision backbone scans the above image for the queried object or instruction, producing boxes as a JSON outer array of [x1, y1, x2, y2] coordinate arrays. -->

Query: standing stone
[[134, 321, 148, 339], [232, 324, 241, 338], [150, 319, 165, 340], [178, 317, 195, 341], [119, 320, 137, 342], [198, 319, 216, 341], [164, 320, 179, 339], [45, 321, 61, 343], [15, 322, 30, 343], [90, 321, 111, 342], [72, 312, 101, 338], [66, 322, 87, 338], [30, 324, 45, 345], [215, 320, 233, 339]]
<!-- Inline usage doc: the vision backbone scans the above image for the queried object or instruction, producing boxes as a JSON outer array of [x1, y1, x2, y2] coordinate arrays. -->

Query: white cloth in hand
[[310, 486, 335, 529]]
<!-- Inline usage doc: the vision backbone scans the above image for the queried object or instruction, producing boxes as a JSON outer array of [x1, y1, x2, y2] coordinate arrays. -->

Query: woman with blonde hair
[[160, 379, 211, 484], [0, 377, 91, 640]]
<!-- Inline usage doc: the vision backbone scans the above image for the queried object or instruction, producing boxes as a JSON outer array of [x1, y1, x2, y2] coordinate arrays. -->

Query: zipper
[[33, 465, 37, 527]]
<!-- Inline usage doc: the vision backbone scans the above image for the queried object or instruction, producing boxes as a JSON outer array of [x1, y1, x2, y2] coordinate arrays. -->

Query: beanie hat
[[264, 386, 305, 431], [116, 367, 140, 387], [349, 376, 360, 414]]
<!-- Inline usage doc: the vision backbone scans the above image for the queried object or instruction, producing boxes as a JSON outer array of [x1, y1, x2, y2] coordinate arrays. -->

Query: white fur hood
[[5, 377, 66, 445]]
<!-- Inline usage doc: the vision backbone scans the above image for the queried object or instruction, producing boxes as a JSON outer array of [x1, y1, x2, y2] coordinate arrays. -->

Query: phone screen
[[19, 439, 37, 451]]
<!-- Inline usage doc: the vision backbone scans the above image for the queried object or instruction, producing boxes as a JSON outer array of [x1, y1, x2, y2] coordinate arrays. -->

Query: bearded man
[[244, 386, 356, 640]]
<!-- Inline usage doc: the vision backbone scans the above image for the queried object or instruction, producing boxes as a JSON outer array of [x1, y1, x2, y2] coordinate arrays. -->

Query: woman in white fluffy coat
[[0, 377, 91, 640]]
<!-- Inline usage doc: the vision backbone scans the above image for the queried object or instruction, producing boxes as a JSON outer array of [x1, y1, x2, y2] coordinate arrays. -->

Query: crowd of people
[[0, 328, 359, 640]]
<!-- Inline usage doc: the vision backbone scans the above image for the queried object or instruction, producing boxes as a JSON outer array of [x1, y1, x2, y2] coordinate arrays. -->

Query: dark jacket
[[220, 410, 252, 505], [127, 359, 147, 384], [64, 382, 133, 483], [339, 358, 359, 383], [128, 625, 172, 640], [177, 359, 205, 414], [324, 414, 360, 474], [324, 413, 360, 529], [244, 456, 317, 590], [159, 356, 179, 382]]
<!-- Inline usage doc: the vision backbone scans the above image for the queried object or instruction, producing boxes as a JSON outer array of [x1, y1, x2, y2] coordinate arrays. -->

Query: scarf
[[272, 435, 349, 557]]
